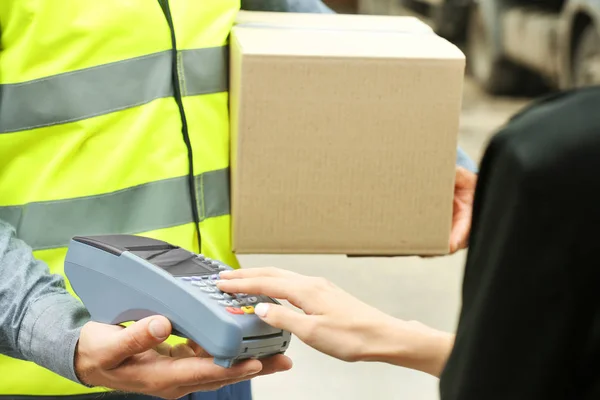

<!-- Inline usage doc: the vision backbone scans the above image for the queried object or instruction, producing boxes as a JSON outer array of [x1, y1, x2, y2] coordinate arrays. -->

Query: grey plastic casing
[[64, 235, 291, 367]]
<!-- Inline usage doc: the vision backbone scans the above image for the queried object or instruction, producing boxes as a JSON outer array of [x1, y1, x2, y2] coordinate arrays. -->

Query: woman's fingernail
[[219, 271, 232, 278], [254, 303, 270, 317]]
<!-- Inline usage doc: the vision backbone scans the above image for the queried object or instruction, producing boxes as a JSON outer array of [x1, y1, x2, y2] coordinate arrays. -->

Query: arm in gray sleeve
[[457, 146, 478, 173], [241, 0, 334, 13], [0, 219, 90, 383]]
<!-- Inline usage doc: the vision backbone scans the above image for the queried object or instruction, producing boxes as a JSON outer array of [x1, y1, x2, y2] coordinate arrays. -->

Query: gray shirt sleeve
[[457, 146, 478, 173], [241, 0, 334, 13], [0, 219, 90, 384]]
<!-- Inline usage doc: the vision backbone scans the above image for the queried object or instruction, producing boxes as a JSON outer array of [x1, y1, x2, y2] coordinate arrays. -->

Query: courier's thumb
[[109, 316, 172, 365]]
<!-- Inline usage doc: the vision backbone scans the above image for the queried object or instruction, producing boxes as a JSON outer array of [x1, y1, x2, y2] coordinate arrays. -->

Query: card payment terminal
[[64, 234, 291, 367]]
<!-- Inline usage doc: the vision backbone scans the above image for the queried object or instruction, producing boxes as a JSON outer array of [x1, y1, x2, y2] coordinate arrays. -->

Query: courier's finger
[[155, 342, 173, 356], [186, 339, 211, 358], [152, 357, 263, 388], [177, 356, 292, 397], [170, 343, 196, 358], [254, 354, 293, 375]]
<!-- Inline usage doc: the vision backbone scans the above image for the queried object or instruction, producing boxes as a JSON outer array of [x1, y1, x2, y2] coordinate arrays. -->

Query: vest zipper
[[158, 0, 203, 251]]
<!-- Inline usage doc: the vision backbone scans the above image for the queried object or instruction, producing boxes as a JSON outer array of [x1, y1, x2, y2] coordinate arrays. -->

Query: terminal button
[[241, 306, 255, 314], [226, 307, 244, 315]]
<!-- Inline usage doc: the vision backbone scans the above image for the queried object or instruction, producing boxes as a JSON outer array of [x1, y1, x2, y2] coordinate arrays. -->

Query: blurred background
[[244, 1, 600, 399], [323, 0, 600, 163]]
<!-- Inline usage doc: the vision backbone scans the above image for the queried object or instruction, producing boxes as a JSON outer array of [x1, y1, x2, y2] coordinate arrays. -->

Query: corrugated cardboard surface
[[229, 18, 465, 256]]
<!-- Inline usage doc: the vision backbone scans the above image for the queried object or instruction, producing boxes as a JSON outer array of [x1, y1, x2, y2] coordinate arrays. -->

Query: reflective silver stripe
[[0, 47, 228, 134], [182, 46, 229, 96], [0, 168, 230, 251]]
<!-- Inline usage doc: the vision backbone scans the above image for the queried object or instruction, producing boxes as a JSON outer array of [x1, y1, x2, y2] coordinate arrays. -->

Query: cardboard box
[[234, 10, 433, 34], [229, 15, 465, 256]]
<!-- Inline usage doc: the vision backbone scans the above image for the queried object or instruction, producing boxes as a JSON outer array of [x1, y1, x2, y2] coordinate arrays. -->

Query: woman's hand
[[216, 268, 454, 377], [220, 267, 391, 363]]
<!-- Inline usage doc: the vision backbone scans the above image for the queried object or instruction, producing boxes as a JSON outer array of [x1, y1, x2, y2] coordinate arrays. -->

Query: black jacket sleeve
[[439, 87, 600, 400]]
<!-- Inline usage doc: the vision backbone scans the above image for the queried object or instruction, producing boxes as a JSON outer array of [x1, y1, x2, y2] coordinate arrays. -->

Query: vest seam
[[177, 51, 188, 97], [158, 0, 203, 251], [198, 174, 206, 220]]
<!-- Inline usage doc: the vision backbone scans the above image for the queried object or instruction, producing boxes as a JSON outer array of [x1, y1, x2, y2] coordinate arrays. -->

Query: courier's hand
[[217, 268, 453, 377], [449, 166, 477, 253], [75, 316, 292, 399]]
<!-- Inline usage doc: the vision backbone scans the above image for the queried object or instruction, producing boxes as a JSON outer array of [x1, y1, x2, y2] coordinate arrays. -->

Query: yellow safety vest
[[0, 0, 240, 396]]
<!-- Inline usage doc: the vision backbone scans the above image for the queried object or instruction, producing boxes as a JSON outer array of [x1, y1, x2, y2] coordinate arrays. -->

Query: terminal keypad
[[179, 256, 266, 315]]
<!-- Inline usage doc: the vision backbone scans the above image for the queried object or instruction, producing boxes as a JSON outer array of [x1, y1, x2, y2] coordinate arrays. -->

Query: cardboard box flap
[[235, 10, 434, 34], [231, 25, 465, 61]]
